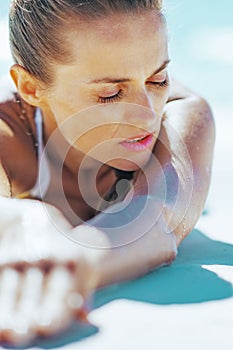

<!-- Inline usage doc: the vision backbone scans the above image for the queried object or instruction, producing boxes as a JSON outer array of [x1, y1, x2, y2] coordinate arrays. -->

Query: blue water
[[1, 0, 233, 106], [165, 0, 233, 106]]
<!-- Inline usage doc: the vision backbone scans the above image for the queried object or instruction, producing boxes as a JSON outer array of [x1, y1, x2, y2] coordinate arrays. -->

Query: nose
[[124, 89, 157, 125], [135, 89, 154, 110]]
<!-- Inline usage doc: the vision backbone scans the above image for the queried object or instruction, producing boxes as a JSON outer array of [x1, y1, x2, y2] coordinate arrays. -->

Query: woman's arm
[[86, 78, 215, 286], [131, 77, 215, 243], [0, 154, 101, 344], [154, 78, 215, 244]]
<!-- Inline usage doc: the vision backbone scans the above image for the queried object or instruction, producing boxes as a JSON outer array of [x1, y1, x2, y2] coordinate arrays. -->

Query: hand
[[0, 197, 102, 345], [87, 196, 178, 286]]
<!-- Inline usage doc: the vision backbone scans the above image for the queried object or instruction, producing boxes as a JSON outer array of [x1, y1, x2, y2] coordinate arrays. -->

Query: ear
[[10, 64, 46, 107]]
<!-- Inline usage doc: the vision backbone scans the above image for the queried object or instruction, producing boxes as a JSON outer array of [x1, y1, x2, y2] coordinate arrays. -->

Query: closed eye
[[147, 78, 169, 88], [98, 89, 124, 104]]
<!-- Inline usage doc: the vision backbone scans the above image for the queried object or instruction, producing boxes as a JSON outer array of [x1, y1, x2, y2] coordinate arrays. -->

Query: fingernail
[[75, 307, 90, 323]]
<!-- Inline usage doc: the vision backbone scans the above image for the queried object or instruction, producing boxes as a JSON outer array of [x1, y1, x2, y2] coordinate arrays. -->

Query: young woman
[[0, 0, 215, 345]]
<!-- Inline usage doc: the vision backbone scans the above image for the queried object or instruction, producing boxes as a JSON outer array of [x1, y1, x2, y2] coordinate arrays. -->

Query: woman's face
[[42, 10, 170, 171]]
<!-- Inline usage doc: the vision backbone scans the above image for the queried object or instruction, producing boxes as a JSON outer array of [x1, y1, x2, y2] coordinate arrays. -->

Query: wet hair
[[9, 0, 163, 84]]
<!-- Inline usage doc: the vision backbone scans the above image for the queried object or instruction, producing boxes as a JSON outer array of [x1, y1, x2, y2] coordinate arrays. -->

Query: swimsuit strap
[[29, 108, 51, 199], [17, 108, 51, 199]]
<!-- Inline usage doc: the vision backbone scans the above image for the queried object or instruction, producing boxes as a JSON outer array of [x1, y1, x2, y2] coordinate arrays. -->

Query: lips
[[119, 132, 154, 152]]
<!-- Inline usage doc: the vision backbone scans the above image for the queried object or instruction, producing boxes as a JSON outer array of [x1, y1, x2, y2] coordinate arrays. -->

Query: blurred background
[[166, 0, 233, 108], [0, 0, 233, 235]]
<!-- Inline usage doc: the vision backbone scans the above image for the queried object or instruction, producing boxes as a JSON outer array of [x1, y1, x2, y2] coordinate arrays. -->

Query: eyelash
[[148, 78, 169, 88], [98, 90, 124, 104], [98, 78, 169, 104]]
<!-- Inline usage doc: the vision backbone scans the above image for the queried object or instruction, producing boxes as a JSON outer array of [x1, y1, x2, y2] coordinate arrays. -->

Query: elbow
[[191, 96, 216, 140], [165, 249, 177, 265]]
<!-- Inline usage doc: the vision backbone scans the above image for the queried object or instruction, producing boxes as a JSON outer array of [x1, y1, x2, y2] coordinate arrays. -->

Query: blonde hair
[[9, 0, 164, 84]]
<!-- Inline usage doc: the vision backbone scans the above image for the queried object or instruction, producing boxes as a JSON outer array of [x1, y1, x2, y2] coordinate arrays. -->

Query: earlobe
[[10, 64, 44, 107]]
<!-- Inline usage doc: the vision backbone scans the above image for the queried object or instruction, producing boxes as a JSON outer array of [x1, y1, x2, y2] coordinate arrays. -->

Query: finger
[[17, 267, 43, 315], [65, 265, 88, 322], [66, 291, 86, 320], [0, 268, 27, 344], [12, 267, 44, 341], [0, 268, 19, 326], [34, 266, 76, 336]]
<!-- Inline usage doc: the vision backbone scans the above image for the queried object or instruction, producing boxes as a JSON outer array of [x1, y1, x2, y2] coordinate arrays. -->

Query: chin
[[107, 154, 152, 172]]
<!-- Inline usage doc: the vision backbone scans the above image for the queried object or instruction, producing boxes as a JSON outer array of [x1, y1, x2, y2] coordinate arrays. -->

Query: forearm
[[132, 79, 215, 245], [157, 87, 215, 244], [84, 197, 177, 288], [96, 231, 176, 288]]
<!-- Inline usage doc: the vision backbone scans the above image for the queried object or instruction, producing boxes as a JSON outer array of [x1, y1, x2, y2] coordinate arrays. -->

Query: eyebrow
[[87, 59, 171, 84]]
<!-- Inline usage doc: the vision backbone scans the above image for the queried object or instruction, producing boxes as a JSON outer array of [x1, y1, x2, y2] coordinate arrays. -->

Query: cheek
[[74, 124, 119, 153], [45, 87, 93, 125], [54, 108, 73, 126], [45, 94, 78, 126]]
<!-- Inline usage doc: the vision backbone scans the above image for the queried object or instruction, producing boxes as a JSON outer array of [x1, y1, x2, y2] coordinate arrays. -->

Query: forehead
[[66, 10, 166, 50], [85, 10, 165, 41], [56, 10, 168, 81]]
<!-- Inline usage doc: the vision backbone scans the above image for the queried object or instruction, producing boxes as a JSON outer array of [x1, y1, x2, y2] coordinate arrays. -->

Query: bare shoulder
[[0, 75, 37, 196], [166, 77, 215, 142], [0, 75, 17, 103]]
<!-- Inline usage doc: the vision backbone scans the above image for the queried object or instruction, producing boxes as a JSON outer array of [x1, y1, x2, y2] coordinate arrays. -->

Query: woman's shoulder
[[0, 75, 19, 122], [0, 75, 37, 195], [0, 75, 34, 126]]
